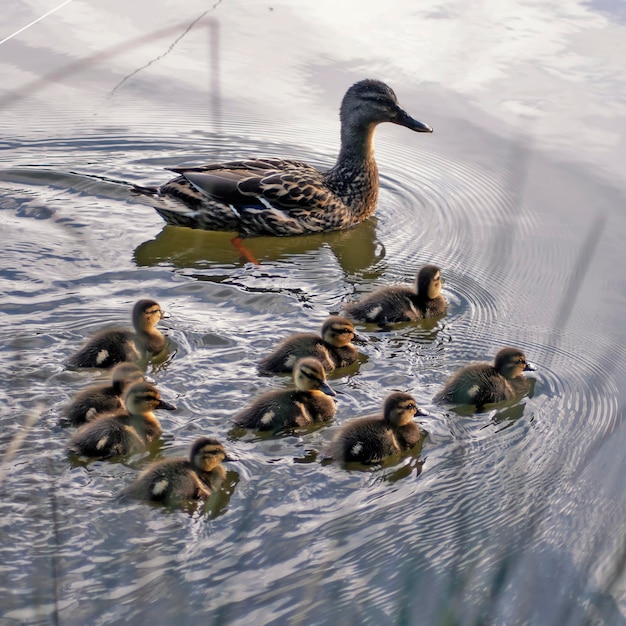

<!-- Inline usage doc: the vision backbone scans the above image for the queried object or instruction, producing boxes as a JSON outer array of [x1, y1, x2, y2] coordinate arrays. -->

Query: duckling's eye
[[300, 368, 322, 383], [145, 308, 163, 316], [406, 403, 417, 411]]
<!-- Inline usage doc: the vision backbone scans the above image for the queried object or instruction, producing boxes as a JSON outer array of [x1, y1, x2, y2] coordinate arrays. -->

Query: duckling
[[62, 362, 145, 427], [67, 381, 176, 458], [258, 316, 360, 375], [433, 346, 537, 408], [324, 392, 428, 465], [121, 437, 235, 505], [233, 357, 337, 432], [66, 299, 167, 369], [140, 79, 433, 237], [343, 264, 446, 324]]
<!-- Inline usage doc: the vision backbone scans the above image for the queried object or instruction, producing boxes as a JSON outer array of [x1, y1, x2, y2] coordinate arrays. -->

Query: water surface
[[1, 0, 626, 624]]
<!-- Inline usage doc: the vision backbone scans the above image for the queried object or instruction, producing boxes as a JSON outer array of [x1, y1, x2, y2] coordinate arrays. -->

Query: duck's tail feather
[[131, 183, 159, 196]]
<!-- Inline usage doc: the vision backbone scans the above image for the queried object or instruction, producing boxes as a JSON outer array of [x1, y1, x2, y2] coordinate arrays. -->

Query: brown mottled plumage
[[67, 381, 176, 458], [433, 347, 537, 408], [233, 358, 337, 432], [66, 299, 167, 369], [61, 362, 145, 426], [258, 316, 360, 375], [343, 264, 446, 324], [324, 392, 428, 465], [143, 80, 432, 236], [121, 437, 235, 505]]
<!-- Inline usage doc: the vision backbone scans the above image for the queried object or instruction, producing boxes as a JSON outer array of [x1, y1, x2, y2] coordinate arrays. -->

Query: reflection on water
[[1, 0, 626, 623], [134, 216, 385, 280]]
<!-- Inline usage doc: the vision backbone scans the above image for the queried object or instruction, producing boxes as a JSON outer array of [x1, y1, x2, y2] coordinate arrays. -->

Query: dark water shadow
[[134, 217, 386, 277]]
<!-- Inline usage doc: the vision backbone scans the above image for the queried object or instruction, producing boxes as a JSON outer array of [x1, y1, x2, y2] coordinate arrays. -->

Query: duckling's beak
[[157, 398, 177, 410], [351, 330, 368, 344], [393, 107, 433, 133], [160, 310, 171, 319], [223, 453, 239, 462], [320, 381, 337, 397], [414, 406, 430, 417], [524, 361, 538, 372]]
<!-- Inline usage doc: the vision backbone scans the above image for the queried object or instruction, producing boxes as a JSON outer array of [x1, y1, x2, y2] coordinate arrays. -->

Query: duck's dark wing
[[343, 286, 421, 323], [66, 328, 138, 369], [168, 159, 316, 205], [257, 333, 333, 375], [123, 460, 197, 503], [157, 159, 350, 236]]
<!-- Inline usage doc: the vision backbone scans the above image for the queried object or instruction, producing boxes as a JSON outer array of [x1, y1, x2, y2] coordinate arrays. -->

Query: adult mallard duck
[[121, 437, 236, 505], [323, 392, 428, 465], [144, 79, 432, 237], [257, 316, 361, 375], [66, 299, 167, 369], [233, 357, 336, 432], [433, 347, 537, 408], [343, 264, 447, 324]]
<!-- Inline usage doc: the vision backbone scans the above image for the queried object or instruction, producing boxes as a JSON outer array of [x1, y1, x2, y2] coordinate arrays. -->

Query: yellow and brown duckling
[[323, 392, 428, 465], [258, 316, 360, 375], [343, 264, 446, 324], [142, 79, 432, 236], [62, 362, 145, 427], [121, 437, 236, 505], [66, 299, 167, 369], [233, 357, 337, 432], [433, 347, 537, 408], [67, 381, 176, 458]]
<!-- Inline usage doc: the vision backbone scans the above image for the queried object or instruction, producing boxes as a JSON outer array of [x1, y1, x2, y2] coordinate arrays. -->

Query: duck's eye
[[406, 403, 417, 411], [146, 308, 162, 316]]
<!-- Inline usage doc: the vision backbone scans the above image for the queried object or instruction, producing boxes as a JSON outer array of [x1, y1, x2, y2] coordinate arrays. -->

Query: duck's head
[[190, 437, 236, 472], [123, 381, 177, 414], [416, 264, 443, 300], [341, 79, 433, 133], [293, 358, 336, 396], [383, 392, 428, 426], [132, 299, 166, 332], [111, 362, 145, 395], [494, 347, 538, 379], [321, 316, 358, 348]]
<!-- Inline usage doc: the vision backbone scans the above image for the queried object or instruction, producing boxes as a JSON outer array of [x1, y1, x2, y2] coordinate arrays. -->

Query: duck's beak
[[320, 381, 337, 397], [393, 107, 433, 133], [157, 398, 177, 410], [351, 330, 368, 344], [524, 361, 538, 372], [223, 453, 239, 462], [414, 406, 430, 417]]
